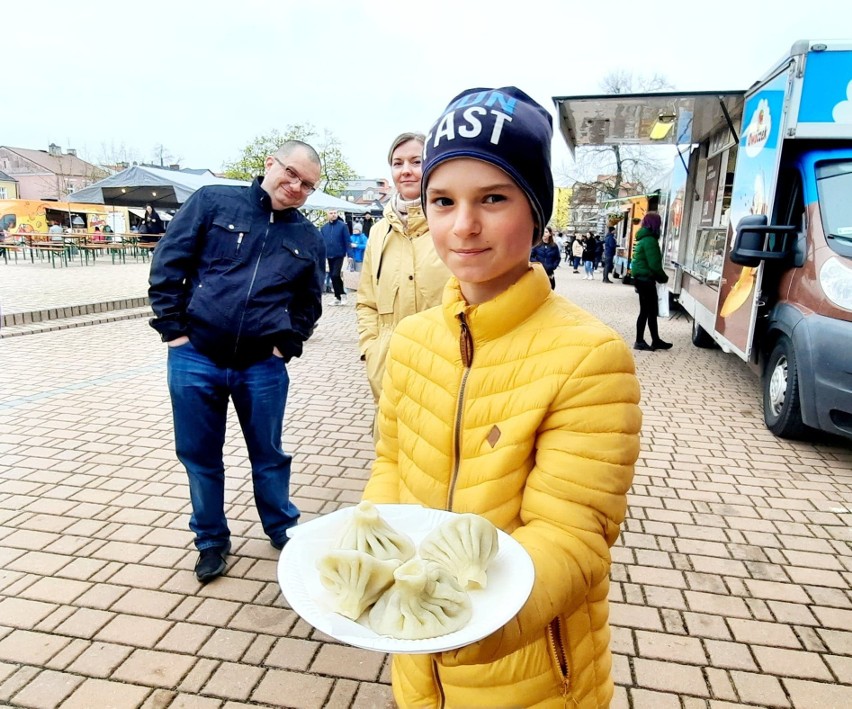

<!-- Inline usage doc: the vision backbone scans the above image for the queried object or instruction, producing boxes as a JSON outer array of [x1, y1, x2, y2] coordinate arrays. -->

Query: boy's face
[[426, 158, 535, 305]]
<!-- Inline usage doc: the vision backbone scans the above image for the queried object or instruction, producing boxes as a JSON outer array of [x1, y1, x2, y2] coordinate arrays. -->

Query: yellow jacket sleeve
[[362, 354, 403, 503]]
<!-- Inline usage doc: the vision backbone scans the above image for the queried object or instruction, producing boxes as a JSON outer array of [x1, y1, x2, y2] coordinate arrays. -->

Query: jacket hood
[[382, 199, 429, 238], [635, 227, 660, 242]]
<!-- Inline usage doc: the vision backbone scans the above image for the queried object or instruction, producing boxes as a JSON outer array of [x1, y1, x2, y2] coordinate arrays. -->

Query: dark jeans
[[572, 256, 581, 270], [547, 272, 555, 290], [327, 256, 345, 299], [603, 255, 614, 279], [167, 340, 299, 550], [635, 279, 660, 343]]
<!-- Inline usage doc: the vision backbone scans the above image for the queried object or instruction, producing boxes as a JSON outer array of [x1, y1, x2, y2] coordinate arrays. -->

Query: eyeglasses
[[273, 156, 318, 194]]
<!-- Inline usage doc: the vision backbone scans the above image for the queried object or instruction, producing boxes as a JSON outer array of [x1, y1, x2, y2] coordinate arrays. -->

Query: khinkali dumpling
[[316, 550, 400, 620], [336, 501, 416, 562], [369, 558, 472, 640], [419, 513, 499, 589]]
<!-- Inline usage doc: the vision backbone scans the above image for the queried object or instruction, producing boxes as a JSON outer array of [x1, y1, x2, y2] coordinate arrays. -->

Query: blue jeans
[[584, 260, 594, 276], [167, 341, 299, 550]]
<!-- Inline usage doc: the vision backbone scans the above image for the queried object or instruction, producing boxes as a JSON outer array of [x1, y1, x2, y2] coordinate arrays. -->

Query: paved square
[[0, 259, 850, 707]]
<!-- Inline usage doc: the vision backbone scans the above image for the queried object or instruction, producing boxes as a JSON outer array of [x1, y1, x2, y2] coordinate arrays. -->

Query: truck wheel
[[763, 336, 807, 439], [691, 318, 715, 348]]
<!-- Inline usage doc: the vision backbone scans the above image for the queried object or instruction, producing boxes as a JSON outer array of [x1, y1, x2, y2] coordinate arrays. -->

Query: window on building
[[0, 187, 6, 199]]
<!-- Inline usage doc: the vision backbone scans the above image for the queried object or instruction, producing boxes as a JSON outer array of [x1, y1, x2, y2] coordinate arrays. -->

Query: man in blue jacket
[[148, 140, 325, 582], [320, 209, 351, 305]]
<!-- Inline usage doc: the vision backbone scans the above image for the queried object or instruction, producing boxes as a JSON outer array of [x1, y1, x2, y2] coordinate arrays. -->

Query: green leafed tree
[[223, 124, 357, 196]]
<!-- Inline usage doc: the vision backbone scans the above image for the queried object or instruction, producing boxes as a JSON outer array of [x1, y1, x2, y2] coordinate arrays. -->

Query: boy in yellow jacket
[[363, 86, 642, 708]]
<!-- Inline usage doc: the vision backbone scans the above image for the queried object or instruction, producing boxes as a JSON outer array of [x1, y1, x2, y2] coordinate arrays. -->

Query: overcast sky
[[4, 0, 850, 184]]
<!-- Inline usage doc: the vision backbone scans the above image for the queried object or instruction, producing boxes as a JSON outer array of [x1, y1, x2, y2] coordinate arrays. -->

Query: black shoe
[[271, 537, 288, 551], [651, 339, 673, 350], [634, 341, 653, 351], [602, 278, 612, 283], [195, 542, 231, 583]]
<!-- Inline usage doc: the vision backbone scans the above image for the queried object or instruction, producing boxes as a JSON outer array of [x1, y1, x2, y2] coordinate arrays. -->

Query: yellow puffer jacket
[[355, 201, 450, 403], [363, 266, 641, 708]]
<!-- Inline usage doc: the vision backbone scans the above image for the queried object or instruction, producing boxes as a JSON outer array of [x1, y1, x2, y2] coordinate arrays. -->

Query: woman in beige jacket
[[356, 132, 450, 404]]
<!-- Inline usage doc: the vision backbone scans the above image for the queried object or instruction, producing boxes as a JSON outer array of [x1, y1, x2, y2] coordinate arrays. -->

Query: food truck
[[0, 199, 128, 238], [553, 39, 852, 441]]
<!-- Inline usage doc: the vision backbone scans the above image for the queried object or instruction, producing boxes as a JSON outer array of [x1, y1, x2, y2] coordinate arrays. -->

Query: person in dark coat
[[529, 226, 561, 289], [320, 209, 351, 305], [142, 204, 165, 234], [631, 212, 672, 351], [603, 226, 617, 283], [582, 232, 597, 280], [361, 213, 375, 237]]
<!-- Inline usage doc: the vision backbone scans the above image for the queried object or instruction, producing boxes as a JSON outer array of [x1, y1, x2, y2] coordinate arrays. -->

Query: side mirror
[[731, 215, 798, 266]]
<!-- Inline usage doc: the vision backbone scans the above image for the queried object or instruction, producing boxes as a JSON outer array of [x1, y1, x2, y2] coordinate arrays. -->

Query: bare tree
[[559, 71, 675, 199]]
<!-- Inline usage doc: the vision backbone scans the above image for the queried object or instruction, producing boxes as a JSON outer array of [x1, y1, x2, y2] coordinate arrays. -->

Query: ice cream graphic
[[745, 98, 772, 157], [832, 80, 852, 123]]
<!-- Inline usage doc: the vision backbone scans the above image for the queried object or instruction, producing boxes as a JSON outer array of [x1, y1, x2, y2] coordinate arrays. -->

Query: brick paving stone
[[730, 670, 791, 707], [95, 614, 172, 648], [633, 658, 709, 696], [310, 644, 385, 682], [351, 682, 395, 709], [164, 694, 222, 709], [752, 646, 833, 680], [0, 597, 57, 629], [155, 622, 215, 655], [704, 639, 759, 671], [0, 629, 71, 665], [198, 628, 255, 662], [61, 677, 152, 708], [110, 588, 184, 617], [629, 688, 685, 708], [816, 628, 852, 655], [728, 618, 802, 649], [250, 669, 333, 708], [52, 607, 114, 639], [112, 648, 197, 688], [265, 637, 320, 671], [783, 679, 852, 709], [635, 630, 706, 664], [8, 668, 84, 708], [66, 641, 135, 678], [202, 661, 264, 701]]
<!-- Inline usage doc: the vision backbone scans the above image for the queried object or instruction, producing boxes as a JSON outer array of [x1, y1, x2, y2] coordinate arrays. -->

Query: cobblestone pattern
[[0, 261, 850, 708]]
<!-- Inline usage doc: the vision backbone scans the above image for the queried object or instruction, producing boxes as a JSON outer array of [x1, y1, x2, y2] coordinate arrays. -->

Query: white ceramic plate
[[277, 504, 535, 654]]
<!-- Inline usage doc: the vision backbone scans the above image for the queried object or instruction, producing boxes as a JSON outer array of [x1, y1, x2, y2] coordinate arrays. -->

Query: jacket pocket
[[376, 282, 399, 315], [276, 241, 315, 282], [547, 616, 572, 701], [208, 217, 251, 262]]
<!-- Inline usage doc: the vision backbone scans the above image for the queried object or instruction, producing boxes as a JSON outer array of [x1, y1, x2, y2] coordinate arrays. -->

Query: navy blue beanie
[[421, 86, 554, 239]]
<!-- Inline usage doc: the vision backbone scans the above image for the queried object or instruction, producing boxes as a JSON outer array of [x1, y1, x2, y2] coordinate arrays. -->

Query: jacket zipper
[[446, 312, 473, 512], [547, 616, 572, 704], [431, 657, 446, 708], [233, 214, 271, 356]]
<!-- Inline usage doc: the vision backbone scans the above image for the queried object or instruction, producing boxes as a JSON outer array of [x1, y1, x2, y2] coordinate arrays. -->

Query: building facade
[[0, 144, 108, 200]]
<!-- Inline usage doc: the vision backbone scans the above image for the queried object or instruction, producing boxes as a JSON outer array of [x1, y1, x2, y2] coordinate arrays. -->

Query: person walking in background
[[320, 210, 351, 306], [603, 225, 617, 283], [363, 85, 641, 708], [631, 212, 672, 351], [349, 223, 367, 272], [148, 140, 326, 583], [582, 231, 597, 279], [571, 235, 583, 272], [594, 232, 604, 270], [142, 204, 165, 234], [530, 225, 561, 289], [356, 131, 450, 410], [361, 212, 374, 238]]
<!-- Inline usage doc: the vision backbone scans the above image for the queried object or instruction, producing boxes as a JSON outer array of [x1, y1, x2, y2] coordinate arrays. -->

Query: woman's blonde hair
[[387, 132, 426, 165]]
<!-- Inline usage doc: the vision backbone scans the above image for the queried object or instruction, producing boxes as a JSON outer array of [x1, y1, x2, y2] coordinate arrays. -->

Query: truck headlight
[[820, 257, 852, 311]]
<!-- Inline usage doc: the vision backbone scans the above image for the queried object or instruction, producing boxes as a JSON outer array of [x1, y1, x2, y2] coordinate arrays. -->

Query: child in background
[[363, 86, 641, 708], [349, 224, 367, 272]]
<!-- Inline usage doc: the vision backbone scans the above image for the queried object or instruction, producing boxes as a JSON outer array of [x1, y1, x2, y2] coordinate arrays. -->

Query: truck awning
[[552, 91, 745, 156]]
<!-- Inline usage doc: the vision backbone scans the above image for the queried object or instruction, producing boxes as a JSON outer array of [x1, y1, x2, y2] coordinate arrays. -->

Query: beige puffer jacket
[[355, 200, 450, 403]]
